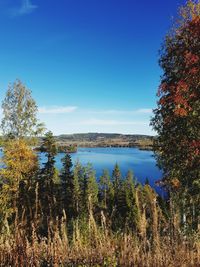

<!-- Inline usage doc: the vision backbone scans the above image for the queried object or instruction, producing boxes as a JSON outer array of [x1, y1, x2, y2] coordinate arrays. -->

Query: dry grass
[[0, 212, 199, 267]]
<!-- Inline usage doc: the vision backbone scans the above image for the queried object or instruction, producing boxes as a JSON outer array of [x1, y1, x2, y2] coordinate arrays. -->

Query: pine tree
[[85, 164, 98, 212], [75, 161, 88, 213], [112, 163, 122, 205], [124, 171, 139, 229], [111, 164, 124, 229], [60, 153, 74, 218], [72, 163, 81, 217], [39, 131, 59, 235], [99, 169, 112, 210], [112, 163, 122, 188]]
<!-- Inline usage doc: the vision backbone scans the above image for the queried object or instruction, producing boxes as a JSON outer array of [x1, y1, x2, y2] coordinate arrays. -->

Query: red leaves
[[173, 96, 192, 117], [190, 140, 200, 156], [152, 7, 200, 197], [189, 67, 199, 75], [157, 82, 168, 96], [156, 13, 199, 135], [176, 81, 189, 93], [174, 107, 188, 117], [173, 94, 184, 105], [158, 80, 192, 117], [185, 51, 199, 67], [158, 97, 166, 106], [174, 92, 190, 107]]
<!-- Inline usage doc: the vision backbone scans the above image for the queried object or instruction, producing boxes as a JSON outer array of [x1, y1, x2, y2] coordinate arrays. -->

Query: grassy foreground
[[0, 210, 199, 267]]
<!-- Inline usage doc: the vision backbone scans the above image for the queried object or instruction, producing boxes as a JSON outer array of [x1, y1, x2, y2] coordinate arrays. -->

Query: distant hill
[[0, 133, 154, 151], [57, 133, 153, 141], [55, 133, 154, 150]]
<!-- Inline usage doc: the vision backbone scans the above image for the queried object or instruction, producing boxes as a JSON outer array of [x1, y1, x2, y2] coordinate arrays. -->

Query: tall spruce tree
[[124, 170, 138, 229], [99, 169, 113, 210], [60, 153, 74, 218], [85, 164, 98, 212], [111, 164, 124, 228], [112, 164, 122, 191], [76, 162, 88, 213], [72, 162, 81, 217], [39, 131, 59, 235]]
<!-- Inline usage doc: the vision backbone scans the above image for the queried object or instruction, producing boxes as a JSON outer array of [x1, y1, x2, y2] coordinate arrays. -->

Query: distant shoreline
[[76, 144, 153, 151], [54, 133, 154, 152], [0, 133, 154, 152]]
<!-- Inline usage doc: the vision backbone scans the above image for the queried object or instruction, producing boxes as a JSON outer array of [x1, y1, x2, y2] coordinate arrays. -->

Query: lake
[[39, 147, 164, 196], [0, 147, 164, 196]]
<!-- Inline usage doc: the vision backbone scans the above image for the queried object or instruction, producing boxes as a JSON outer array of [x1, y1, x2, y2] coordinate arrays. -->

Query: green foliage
[[40, 131, 57, 157], [0, 134, 197, 266], [39, 131, 59, 235], [1, 79, 44, 138], [75, 163, 99, 214], [123, 171, 138, 228], [99, 169, 113, 210], [112, 164, 122, 190], [112, 164, 123, 209], [0, 136, 4, 146], [112, 164, 122, 201], [85, 165, 98, 211], [60, 153, 75, 218], [72, 161, 81, 216]]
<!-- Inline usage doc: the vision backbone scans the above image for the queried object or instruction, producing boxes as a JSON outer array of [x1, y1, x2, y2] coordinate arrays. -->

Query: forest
[[0, 0, 199, 266]]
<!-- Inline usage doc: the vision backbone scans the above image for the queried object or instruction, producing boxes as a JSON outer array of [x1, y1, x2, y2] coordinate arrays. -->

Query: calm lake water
[[0, 147, 164, 196], [40, 147, 164, 196]]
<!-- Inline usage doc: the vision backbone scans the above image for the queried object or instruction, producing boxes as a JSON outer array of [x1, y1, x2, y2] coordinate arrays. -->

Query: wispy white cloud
[[136, 108, 152, 114], [38, 106, 78, 114], [10, 0, 37, 17], [85, 108, 152, 115]]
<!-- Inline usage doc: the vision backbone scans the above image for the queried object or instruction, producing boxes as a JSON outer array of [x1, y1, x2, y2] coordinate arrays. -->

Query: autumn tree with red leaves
[[151, 0, 200, 230]]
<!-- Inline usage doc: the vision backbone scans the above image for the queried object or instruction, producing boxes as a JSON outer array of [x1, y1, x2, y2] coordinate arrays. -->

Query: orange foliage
[[189, 67, 199, 75], [171, 178, 181, 189], [188, 16, 200, 37], [176, 81, 189, 93], [174, 107, 188, 117], [157, 82, 167, 96]]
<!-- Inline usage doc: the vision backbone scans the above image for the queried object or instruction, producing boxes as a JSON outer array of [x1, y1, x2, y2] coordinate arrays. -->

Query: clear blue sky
[[0, 0, 185, 135]]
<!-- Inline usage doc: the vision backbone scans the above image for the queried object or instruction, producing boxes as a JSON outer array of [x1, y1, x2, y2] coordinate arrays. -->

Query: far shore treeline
[[1, 132, 154, 152], [0, 1, 199, 266]]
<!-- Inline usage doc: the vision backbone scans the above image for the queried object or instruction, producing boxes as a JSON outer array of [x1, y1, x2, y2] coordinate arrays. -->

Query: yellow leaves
[[0, 139, 38, 197], [0, 139, 38, 221], [180, 0, 200, 21], [171, 178, 181, 189], [2, 139, 38, 180]]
